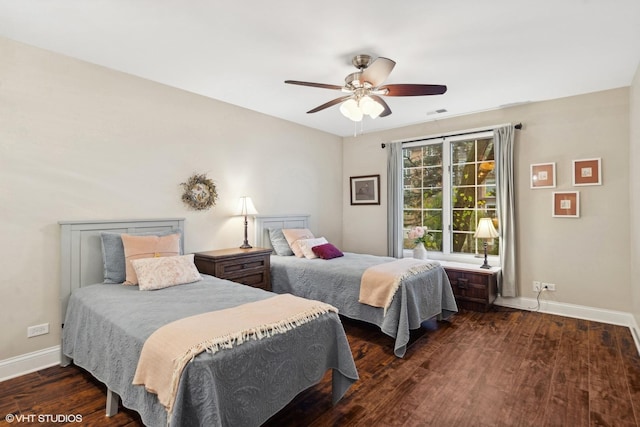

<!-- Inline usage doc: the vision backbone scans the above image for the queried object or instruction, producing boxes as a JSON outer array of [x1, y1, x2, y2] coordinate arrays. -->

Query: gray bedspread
[[62, 275, 358, 427], [270, 253, 458, 357]]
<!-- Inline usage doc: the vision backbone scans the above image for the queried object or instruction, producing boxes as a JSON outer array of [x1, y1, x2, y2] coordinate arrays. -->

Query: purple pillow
[[312, 243, 344, 260]]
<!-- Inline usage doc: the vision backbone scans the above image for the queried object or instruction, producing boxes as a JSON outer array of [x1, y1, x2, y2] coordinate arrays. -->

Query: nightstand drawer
[[443, 266, 498, 312], [216, 255, 268, 277], [224, 270, 270, 290], [448, 270, 490, 298], [194, 247, 272, 291]]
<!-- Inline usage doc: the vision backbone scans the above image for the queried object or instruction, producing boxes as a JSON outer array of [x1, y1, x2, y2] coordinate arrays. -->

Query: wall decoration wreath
[[180, 173, 218, 211]]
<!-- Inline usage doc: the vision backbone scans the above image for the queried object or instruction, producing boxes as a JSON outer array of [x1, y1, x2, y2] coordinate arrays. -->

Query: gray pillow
[[101, 229, 183, 283], [268, 228, 294, 256]]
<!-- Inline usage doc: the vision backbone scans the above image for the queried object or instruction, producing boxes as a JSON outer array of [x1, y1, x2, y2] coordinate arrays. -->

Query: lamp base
[[480, 242, 491, 269], [240, 216, 252, 249]]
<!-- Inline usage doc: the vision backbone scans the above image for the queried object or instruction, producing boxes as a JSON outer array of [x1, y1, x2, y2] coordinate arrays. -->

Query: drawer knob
[[457, 278, 469, 289]]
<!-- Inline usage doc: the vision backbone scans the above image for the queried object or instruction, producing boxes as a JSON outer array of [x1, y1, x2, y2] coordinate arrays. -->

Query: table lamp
[[474, 218, 498, 269], [236, 196, 258, 249]]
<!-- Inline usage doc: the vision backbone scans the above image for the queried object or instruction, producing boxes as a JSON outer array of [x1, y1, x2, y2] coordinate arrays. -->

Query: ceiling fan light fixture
[[361, 96, 385, 119], [340, 98, 363, 121], [340, 96, 384, 121], [359, 96, 375, 114]]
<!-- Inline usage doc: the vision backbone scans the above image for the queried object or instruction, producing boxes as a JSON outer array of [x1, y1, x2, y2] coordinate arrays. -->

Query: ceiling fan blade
[[370, 95, 392, 117], [285, 80, 344, 91], [361, 57, 396, 87], [381, 84, 447, 96], [306, 96, 353, 114]]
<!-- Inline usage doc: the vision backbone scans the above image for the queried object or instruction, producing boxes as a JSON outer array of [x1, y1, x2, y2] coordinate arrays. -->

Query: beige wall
[[343, 88, 631, 313], [0, 37, 343, 360], [1, 34, 636, 363], [631, 62, 640, 326]]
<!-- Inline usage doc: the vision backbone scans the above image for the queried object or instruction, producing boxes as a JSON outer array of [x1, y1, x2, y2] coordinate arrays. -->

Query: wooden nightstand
[[439, 261, 500, 312], [194, 247, 272, 291]]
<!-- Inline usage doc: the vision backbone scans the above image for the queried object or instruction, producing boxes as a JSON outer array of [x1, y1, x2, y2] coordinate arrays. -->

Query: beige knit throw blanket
[[132, 294, 338, 415], [359, 258, 440, 314]]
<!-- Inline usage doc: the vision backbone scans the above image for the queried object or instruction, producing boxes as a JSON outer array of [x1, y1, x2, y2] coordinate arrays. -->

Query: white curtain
[[387, 142, 403, 258], [494, 125, 517, 297]]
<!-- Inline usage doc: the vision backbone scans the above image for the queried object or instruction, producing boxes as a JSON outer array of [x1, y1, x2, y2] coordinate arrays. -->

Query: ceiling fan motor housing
[[352, 54, 372, 70], [345, 72, 372, 90]]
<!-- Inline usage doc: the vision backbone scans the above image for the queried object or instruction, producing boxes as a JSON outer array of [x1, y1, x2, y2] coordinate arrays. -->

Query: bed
[[254, 215, 458, 358], [59, 218, 358, 427]]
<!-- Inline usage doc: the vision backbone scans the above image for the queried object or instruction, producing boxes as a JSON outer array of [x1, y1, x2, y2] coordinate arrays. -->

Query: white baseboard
[[495, 296, 640, 356], [0, 346, 61, 383], [629, 315, 640, 357]]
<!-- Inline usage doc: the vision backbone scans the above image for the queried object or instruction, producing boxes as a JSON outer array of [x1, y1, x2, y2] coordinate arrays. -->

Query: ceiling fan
[[285, 54, 447, 121]]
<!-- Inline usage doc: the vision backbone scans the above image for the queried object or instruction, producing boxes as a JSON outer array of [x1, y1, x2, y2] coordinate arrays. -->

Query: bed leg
[[106, 389, 120, 417]]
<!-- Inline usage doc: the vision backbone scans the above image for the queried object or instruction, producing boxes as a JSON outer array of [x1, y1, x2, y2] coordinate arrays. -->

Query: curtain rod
[[380, 122, 522, 149]]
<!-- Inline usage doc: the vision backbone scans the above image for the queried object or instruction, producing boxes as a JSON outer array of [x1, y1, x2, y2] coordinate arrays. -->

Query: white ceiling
[[1, 1, 639, 137]]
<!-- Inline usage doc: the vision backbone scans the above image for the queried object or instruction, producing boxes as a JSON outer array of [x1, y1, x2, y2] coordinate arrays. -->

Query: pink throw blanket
[[359, 258, 440, 314], [132, 294, 338, 414]]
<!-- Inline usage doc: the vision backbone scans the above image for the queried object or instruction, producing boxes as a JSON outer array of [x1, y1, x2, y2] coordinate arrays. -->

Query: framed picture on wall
[[552, 191, 580, 218], [530, 163, 556, 189], [350, 174, 380, 205], [573, 158, 602, 186]]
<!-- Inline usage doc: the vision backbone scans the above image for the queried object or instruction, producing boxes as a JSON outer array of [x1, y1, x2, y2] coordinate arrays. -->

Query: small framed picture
[[350, 174, 380, 205], [552, 191, 580, 218], [530, 163, 556, 189], [573, 158, 602, 186]]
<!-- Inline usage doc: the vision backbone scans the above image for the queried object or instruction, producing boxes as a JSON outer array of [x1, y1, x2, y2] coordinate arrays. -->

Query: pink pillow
[[121, 233, 181, 285], [282, 228, 315, 258], [312, 243, 344, 260]]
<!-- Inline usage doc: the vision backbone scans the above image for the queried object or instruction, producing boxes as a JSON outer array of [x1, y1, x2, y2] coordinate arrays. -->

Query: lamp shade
[[474, 218, 499, 239], [236, 196, 258, 216]]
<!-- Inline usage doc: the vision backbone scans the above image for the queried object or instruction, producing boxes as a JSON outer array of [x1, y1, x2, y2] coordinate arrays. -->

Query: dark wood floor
[[1, 308, 639, 426]]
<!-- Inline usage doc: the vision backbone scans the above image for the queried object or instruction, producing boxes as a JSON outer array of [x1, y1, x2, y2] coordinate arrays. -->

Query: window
[[402, 131, 499, 259]]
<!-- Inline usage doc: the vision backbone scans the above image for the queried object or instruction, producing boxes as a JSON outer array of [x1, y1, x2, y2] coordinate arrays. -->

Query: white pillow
[[282, 228, 315, 257], [131, 254, 202, 291], [297, 237, 329, 259]]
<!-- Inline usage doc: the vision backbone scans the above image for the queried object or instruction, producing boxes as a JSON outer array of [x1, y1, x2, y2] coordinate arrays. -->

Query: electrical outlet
[[542, 283, 556, 291], [27, 323, 49, 338], [533, 281, 542, 292]]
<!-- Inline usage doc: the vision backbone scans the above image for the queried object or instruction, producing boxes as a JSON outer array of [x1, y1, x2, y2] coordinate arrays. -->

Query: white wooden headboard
[[254, 214, 310, 249], [58, 218, 185, 322]]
